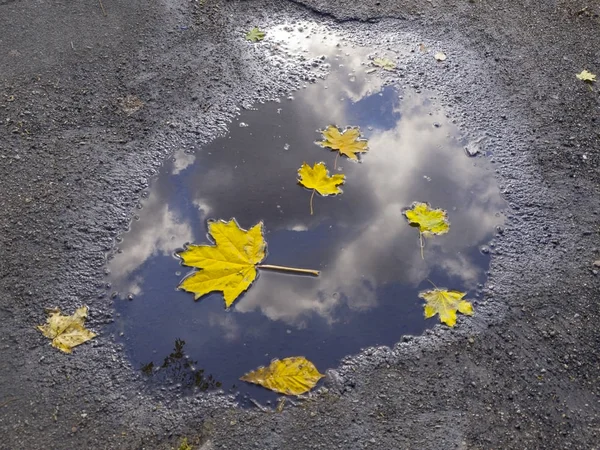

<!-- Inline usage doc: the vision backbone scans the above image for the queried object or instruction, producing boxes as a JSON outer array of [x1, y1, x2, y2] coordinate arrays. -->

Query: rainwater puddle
[[107, 28, 505, 405]]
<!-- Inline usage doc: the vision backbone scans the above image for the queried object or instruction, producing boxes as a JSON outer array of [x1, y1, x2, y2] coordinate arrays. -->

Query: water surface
[[107, 31, 505, 403]]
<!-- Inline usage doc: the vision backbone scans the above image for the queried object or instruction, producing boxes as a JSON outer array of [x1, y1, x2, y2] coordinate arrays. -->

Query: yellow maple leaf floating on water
[[178, 219, 319, 307], [317, 125, 368, 168], [297, 162, 345, 215], [37, 306, 97, 353], [403, 202, 450, 259], [240, 356, 324, 395], [576, 69, 596, 83], [419, 288, 474, 327]]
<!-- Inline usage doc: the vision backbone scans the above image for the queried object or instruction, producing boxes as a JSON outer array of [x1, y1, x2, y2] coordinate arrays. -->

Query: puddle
[[107, 28, 505, 404]]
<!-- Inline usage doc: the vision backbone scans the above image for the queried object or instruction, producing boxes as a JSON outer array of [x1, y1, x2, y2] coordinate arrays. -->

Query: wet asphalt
[[0, 0, 599, 449]]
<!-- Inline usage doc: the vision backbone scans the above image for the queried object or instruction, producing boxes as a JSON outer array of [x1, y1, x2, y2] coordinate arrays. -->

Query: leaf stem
[[426, 278, 438, 289], [310, 189, 315, 215], [419, 232, 424, 260], [257, 264, 320, 276], [334, 152, 339, 170]]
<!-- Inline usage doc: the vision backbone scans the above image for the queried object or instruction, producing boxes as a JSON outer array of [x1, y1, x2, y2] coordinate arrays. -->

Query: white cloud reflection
[[171, 149, 196, 175], [108, 194, 193, 296], [110, 30, 504, 333], [232, 73, 504, 327]]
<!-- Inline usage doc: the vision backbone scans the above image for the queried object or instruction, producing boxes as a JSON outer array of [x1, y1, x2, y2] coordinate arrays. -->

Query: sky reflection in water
[[108, 33, 505, 400]]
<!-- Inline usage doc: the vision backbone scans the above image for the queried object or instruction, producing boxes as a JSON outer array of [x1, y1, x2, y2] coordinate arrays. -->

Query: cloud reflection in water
[[108, 37, 504, 397]]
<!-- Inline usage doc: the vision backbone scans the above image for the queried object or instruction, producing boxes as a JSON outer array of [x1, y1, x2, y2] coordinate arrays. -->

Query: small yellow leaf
[[404, 202, 450, 236], [419, 288, 474, 327], [372, 57, 396, 71], [178, 219, 266, 307], [240, 356, 324, 395], [434, 52, 447, 61], [317, 125, 369, 162], [245, 27, 265, 42], [276, 397, 286, 413], [177, 437, 192, 450], [297, 162, 345, 196], [37, 306, 96, 353], [297, 162, 345, 215], [576, 69, 596, 82]]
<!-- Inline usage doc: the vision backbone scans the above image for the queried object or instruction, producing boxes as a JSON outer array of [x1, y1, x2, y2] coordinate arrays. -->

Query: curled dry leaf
[[37, 306, 97, 353], [434, 52, 447, 61], [297, 162, 345, 215], [418, 288, 474, 327], [576, 69, 596, 82], [245, 27, 266, 42], [240, 356, 324, 395], [178, 219, 319, 307]]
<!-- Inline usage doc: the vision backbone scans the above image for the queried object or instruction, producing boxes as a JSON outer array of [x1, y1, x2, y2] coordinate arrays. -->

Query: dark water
[[107, 37, 505, 404]]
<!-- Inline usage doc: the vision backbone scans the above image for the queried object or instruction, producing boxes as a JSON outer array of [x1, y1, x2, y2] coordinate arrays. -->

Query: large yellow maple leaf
[[240, 356, 324, 395], [297, 162, 345, 215], [418, 288, 474, 327], [317, 125, 368, 166], [178, 219, 319, 307], [37, 306, 97, 353]]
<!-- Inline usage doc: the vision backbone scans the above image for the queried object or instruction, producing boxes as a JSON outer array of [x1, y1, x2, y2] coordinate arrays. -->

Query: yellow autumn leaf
[[297, 162, 345, 215], [37, 306, 97, 353], [245, 27, 265, 42], [240, 356, 324, 395], [403, 202, 449, 258], [372, 57, 396, 71], [317, 125, 369, 166], [418, 288, 474, 327], [576, 69, 596, 82], [178, 219, 319, 307], [404, 202, 450, 235]]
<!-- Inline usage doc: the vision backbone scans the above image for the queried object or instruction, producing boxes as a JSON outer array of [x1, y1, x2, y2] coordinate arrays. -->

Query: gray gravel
[[0, 0, 599, 448]]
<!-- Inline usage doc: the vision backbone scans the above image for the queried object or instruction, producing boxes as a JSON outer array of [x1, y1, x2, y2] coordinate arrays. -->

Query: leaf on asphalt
[[418, 288, 474, 327], [317, 125, 369, 162], [372, 57, 396, 71], [419, 43, 428, 53], [276, 397, 286, 413], [434, 52, 447, 61], [576, 69, 596, 82], [177, 437, 192, 450], [37, 306, 97, 353], [240, 356, 324, 395], [403, 202, 450, 258], [245, 27, 266, 42], [178, 219, 319, 307], [297, 162, 345, 215]]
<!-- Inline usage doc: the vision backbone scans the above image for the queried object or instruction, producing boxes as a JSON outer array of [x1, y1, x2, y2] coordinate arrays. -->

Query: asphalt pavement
[[0, 0, 599, 448]]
